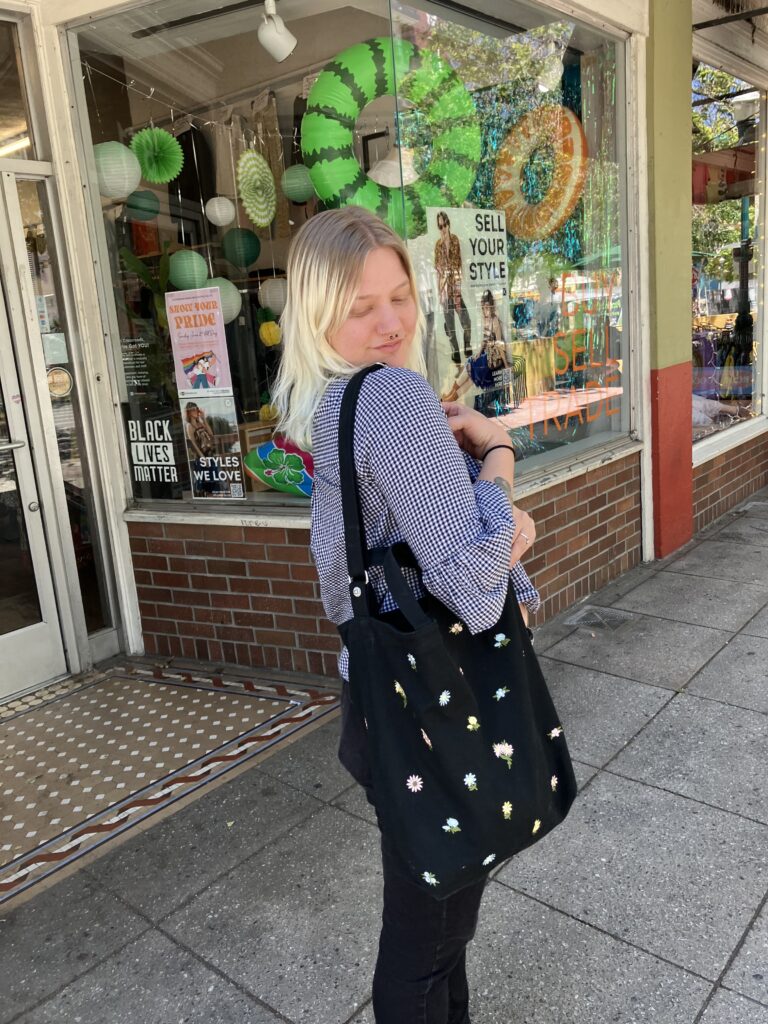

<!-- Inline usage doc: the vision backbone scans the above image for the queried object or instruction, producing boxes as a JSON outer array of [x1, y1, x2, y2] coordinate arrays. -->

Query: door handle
[[0, 439, 26, 452]]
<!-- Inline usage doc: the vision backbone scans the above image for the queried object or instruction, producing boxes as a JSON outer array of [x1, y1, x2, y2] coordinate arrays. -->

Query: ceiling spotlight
[[258, 0, 297, 63]]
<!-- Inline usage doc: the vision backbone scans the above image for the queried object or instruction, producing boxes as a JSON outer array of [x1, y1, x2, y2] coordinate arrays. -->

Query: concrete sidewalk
[[3, 493, 768, 1024]]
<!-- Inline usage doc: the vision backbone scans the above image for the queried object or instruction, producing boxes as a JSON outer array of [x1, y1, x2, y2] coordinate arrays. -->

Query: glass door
[[0, 284, 67, 693]]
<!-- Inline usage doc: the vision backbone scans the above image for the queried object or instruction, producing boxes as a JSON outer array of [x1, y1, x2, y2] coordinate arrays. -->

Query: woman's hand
[[509, 505, 536, 566], [441, 402, 509, 461]]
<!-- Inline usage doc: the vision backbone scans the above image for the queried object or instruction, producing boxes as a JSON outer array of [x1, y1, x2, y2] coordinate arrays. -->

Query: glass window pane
[[0, 21, 35, 160], [0, 378, 41, 634], [16, 179, 112, 632], [393, 0, 628, 469], [71, 0, 629, 500], [691, 63, 764, 442]]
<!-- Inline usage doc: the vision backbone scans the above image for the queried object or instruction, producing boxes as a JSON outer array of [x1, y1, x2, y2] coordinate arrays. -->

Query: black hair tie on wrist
[[482, 443, 516, 460]]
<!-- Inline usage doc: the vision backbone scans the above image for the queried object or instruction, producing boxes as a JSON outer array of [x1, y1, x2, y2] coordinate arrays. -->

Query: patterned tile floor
[[0, 660, 339, 903]]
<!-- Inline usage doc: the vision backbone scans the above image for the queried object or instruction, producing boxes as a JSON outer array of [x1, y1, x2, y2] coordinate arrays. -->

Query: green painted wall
[[647, 0, 692, 372]]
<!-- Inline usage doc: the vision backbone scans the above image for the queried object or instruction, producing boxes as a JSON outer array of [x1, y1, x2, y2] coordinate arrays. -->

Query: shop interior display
[[79, 0, 626, 501]]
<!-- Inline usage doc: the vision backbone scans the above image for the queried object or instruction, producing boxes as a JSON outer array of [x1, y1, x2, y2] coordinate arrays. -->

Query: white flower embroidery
[[459, 667, 464, 676], [494, 687, 510, 701], [493, 741, 514, 769], [423, 871, 438, 886], [463, 772, 478, 791], [406, 774, 423, 793], [467, 716, 480, 732], [449, 622, 463, 634], [548, 726, 564, 739], [421, 729, 433, 750], [502, 801, 513, 820], [407, 654, 417, 670], [394, 681, 407, 708], [494, 633, 510, 648], [532, 819, 542, 834], [551, 775, 559, 792], [439, 690, 451, 707], [442, 817, 461, 833], [482, 853, 496, 866]]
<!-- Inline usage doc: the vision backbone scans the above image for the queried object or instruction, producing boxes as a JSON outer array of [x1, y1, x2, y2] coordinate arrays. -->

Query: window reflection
[[0, 22, 34, 160]]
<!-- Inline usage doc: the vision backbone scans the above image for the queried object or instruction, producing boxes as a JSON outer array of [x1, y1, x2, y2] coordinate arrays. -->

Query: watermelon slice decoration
[[243, 434, 314, 498]]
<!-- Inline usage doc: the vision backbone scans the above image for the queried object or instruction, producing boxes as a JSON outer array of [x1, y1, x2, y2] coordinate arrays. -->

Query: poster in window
[[181, 394, 245, 500], [425, 207, 511, 407], [166, 286, 233, 398]]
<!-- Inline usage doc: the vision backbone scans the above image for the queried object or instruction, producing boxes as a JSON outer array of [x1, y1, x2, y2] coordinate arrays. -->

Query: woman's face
[[327, 247, 417, 368]]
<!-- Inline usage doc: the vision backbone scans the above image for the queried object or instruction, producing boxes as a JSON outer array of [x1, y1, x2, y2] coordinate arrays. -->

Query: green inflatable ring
[[301, 37, 480, 238]]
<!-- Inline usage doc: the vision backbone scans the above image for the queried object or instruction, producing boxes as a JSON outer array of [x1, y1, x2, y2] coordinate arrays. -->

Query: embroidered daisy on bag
[[502, 801, 513, 820], [423, 871, 438, 886], [466, 716, 480, 732], [442, 817, 461, 833], [482, 853, 496, 866], [406, 774, 423, 793], [493, 741, 514, 769], [421, 729, 433, 750], [551, 775, 559, 791], [463, 772, 478, 791], [438, 690, 451, 707], [494, 687, 509, 701], [449, 622, 463, 634], [407, 654, 417, 670], [494, 633, 510, 648], [532, 819, 542, 834], [394, 681, 407, 708], [548, 726, 564, 739]]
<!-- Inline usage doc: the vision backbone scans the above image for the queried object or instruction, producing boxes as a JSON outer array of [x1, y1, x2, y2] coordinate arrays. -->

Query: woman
[[273, 206, 538, 1022], [442, 290, 508, 410]]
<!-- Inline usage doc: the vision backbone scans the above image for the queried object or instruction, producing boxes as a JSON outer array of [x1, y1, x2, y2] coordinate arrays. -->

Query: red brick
[[153, 571, 190, 589], [129, 521, 165, 538], [206, 558, 248, 577], [285, 528, 310, 544], [189, 574, 229, 591], [222, 542, 267, 560], [232, 610, 275, 629], [290, 563, 320, 582], [250, 560, 290, 579], [271, 580, 316, 598], [147, 538, 185, 555], [213, 592, 251, 610], [185, 540, 225, 558], [155, 603, 194, 621], [265, 544, 311, 564], [243, 526, 285, 544], [194, 607, 232, 625], [199, 524, 244, 542], [299, 632, 342, 653]]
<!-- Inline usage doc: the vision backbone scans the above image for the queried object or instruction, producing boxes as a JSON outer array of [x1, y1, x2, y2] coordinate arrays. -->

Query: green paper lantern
[[222, 227, 260, 268], [93, 142, 142, 199], [130, 127, 184, 184], [206, 277, 242, 324], [168, 249, 209, 290], [125, 189, 160, 221], [237, 151, 277, 228], [281, 164, 315, 203]]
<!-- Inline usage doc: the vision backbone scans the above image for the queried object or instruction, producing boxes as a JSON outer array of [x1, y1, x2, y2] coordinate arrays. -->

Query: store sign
[[120, 337, 152, 396], [127, 417, 179, 484], [180, 395, 244, 500], [166, 287, 233, 398]]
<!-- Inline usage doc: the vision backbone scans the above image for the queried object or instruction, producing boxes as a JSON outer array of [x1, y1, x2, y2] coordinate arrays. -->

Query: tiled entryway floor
[[0, 661, 339, 904]]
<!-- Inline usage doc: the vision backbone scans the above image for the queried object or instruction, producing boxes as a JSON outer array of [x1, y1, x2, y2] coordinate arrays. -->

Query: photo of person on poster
[[433, 210, 472, 365], [442, 290, 510, 413], [182, 397, 245, 499]]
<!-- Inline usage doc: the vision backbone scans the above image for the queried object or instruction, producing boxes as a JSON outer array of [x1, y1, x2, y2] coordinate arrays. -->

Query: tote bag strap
[[338, 364, 382, 617], [338, 367, 432, 629]]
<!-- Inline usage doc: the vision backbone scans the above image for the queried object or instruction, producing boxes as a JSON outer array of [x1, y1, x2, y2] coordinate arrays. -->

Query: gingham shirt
[[310, 366, 540, 680]]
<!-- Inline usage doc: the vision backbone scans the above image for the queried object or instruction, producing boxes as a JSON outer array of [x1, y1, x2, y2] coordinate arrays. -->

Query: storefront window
[[691, 63, 765, 442], [71, 0, 629, 508], [0, 21, 35, 160]]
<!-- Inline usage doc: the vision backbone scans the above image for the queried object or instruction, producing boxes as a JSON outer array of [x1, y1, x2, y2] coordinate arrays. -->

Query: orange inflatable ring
[[494, 106, 588, 241]]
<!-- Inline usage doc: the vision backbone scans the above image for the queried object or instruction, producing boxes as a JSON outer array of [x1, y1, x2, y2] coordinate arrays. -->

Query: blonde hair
[[272, 206, 426, 449]]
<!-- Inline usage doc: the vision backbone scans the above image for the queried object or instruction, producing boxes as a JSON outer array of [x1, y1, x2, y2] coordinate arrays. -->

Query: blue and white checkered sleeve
[[361, 368, 515, 633]]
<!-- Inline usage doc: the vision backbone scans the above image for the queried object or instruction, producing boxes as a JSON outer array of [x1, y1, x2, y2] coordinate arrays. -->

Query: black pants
[[442, 294, 472, 363], [369, 801, 487, 1023]]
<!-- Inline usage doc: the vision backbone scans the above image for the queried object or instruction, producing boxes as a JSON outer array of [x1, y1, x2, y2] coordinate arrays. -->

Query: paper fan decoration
[[130, 127, 184, 184], [237, 151, 276, 228]]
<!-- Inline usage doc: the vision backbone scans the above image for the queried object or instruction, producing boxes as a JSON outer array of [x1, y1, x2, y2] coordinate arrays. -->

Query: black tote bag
[[337, 365, 576, 898]]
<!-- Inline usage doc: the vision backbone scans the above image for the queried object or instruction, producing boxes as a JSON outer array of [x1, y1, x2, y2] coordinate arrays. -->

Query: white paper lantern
[[206, 277, 243, 324], [93, 142, 142, 199], [258, 277, 287, 317], [205, 196, 236, 227]]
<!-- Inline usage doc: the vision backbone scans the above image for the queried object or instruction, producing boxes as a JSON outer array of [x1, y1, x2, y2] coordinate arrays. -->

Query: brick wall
[[128, 451, 642, 676], [693, 430, 768, 534]]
